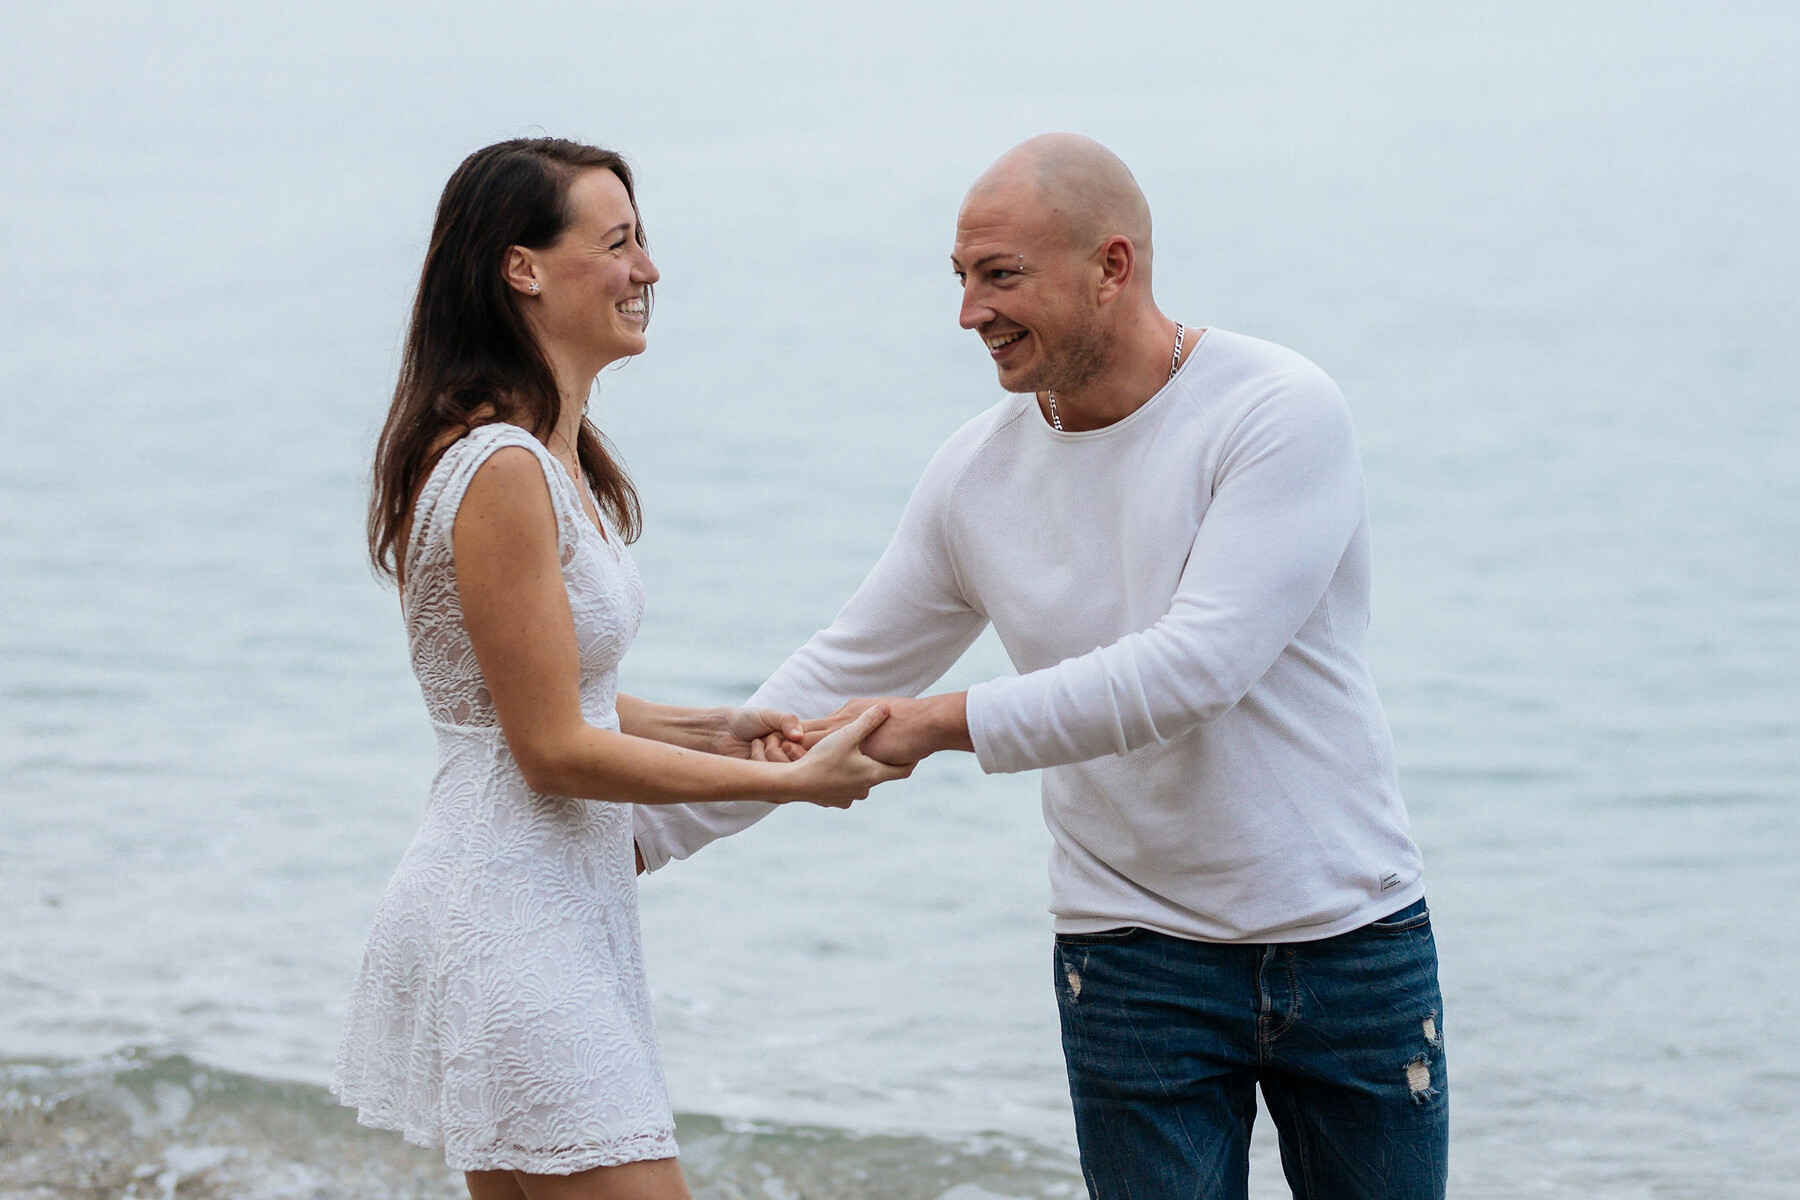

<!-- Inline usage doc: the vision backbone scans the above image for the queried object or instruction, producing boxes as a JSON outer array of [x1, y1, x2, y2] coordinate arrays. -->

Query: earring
[[528, 281, 540, 294]]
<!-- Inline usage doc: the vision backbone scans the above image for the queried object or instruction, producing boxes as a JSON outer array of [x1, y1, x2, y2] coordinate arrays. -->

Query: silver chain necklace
[[1047, 322, 1184, 432]]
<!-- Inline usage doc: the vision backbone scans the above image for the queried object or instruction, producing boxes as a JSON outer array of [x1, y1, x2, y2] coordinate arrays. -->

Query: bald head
[[964, 133, 1153, 261], [953, 135, 1175, 405]]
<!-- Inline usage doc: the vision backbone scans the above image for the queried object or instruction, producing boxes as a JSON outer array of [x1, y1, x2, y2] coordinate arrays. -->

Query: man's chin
[[995, 366, 1046, 395]]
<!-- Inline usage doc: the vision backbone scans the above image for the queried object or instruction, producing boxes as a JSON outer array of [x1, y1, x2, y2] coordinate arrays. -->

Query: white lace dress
[[332, 422, 675, 1174]]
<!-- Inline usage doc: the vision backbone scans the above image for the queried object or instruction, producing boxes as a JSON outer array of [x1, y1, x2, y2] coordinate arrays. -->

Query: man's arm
[[634, 447, 990, 871], [959, 373, 1367, 773]]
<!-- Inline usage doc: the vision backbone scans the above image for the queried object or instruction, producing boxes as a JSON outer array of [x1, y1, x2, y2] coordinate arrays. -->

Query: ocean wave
[[0, 1050, 1081, 1199]]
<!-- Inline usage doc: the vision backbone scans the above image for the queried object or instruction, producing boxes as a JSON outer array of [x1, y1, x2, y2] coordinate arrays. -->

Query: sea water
[[2, 3, 1796, 1197]]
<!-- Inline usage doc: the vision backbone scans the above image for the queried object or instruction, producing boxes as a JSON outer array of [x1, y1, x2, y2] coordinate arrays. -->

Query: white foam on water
[[0, 1055, 1083, 1198]]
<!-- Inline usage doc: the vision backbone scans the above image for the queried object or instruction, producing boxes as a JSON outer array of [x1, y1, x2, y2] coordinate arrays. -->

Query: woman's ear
[[503, 245, 542, 297]]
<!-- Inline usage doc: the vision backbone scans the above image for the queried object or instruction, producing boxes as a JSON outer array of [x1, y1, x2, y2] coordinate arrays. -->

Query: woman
[[331, 138, 907, 1200]]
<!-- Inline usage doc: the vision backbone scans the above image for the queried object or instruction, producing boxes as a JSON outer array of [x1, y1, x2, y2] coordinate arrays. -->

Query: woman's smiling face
[[520, 167, 660, 370]]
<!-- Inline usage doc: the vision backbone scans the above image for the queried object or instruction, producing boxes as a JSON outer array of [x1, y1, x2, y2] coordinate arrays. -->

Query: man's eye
[[990, 270, 1015, 282], [953, 271, 966, 285]]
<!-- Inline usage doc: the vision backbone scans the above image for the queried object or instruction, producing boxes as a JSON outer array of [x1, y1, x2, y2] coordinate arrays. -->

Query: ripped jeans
[[1054, 897, 1448, 1200]]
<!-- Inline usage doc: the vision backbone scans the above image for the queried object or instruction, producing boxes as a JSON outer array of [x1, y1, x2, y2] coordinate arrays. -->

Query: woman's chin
[[593, 332, 649, 364]]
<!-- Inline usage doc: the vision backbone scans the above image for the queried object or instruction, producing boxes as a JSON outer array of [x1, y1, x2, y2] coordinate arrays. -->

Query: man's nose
[[958, 287, 991, 331]]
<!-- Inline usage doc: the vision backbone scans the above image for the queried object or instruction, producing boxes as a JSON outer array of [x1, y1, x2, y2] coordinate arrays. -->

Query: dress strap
[[404, 423, 582, 586]]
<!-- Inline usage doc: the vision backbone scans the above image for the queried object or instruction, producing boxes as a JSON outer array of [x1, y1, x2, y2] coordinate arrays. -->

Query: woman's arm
[[455, 447, 904, 806], [615, 695, 806, 759]]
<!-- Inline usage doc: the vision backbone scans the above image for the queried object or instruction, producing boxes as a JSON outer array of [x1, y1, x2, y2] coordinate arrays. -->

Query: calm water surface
[[2, 4, 1796, 1196]]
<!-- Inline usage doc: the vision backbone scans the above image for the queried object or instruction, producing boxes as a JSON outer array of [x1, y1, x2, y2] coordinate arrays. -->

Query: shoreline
[[0, 1052, 1082, 1200]]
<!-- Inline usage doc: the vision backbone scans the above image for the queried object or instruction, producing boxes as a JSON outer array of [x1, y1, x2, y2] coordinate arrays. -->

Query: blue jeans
[[1054, 897, 1448, 1199]]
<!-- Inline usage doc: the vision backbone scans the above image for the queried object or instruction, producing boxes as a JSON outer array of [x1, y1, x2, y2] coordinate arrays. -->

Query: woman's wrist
[[614, 694, 733, 752], [649, 705, 731, 752], [734, 753, 805, 802]]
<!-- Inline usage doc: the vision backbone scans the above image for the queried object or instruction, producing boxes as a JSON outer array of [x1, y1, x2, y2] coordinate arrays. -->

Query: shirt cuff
[[631, 806, 677, 873], [964, 679, 1012, 775]]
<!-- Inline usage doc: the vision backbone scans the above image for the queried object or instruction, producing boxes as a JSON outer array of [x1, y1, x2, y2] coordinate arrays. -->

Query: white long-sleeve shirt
[[634, 328, 1424, 943]]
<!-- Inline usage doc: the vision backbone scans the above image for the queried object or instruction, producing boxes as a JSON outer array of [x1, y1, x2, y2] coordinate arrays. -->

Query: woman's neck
[[544, 349, 604, 461], [544, 405, 584, 469]]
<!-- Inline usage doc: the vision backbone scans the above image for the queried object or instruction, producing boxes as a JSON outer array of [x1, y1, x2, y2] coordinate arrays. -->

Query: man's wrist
[[922, 691, 974, 754]]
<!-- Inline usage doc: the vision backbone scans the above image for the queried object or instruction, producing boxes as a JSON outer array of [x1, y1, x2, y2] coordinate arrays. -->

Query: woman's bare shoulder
[[457, 445, 558, 537]]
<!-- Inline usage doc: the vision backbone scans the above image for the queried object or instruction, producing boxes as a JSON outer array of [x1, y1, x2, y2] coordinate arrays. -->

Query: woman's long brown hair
[[368, 138, 645, 582]]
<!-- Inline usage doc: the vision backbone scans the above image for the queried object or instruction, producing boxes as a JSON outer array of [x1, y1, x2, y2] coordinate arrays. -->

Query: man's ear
[[503, 245, 541, 297], [1093, 235, 1135, 305]]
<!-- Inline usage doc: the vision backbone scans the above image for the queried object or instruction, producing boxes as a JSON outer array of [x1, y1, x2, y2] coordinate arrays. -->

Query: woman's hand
[[745, 698, 893, 763], [709, 706, 808, 760], [795, 697, 892, 745], [782, 705, 914, 807]]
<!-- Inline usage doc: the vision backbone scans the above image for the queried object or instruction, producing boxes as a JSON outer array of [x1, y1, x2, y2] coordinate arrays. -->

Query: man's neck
[[1037, 310, 1182, 432]]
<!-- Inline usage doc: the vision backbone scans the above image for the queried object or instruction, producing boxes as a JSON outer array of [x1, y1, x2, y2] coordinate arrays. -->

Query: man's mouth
[[984, 330, 1027, 354]]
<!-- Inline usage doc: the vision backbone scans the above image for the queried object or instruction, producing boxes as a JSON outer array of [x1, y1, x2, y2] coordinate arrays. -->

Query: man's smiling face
[[951, 180, 1108, 396]]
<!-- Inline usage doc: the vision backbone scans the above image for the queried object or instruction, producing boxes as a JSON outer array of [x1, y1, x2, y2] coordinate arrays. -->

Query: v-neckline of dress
[[539, 443, 611, 546]]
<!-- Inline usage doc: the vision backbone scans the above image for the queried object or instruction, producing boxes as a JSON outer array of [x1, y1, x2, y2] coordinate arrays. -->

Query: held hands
[[783, 704, 914, 807], [709, 706, 809, 761], [790, 693, 973, 766], [706, 704, 912, 807]]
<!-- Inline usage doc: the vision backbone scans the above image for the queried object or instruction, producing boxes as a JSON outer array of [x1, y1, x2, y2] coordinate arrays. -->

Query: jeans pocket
[[1365, 897, 1431, 933], [1055, 926, 1147, 946]]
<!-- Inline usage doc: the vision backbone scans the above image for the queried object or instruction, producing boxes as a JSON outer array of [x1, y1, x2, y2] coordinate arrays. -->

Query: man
[[636, 133, 1447, 1199]]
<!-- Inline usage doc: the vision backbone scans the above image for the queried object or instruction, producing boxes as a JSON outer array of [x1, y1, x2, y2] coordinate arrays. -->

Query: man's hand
[[800, 693, 972, 765]]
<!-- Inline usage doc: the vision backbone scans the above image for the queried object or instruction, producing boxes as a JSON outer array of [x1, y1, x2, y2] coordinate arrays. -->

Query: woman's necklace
[[1048, 321, 1185, 432]]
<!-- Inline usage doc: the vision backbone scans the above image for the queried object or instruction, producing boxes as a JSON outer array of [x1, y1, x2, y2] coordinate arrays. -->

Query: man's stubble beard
[[1002, 312, 1110, 396]]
